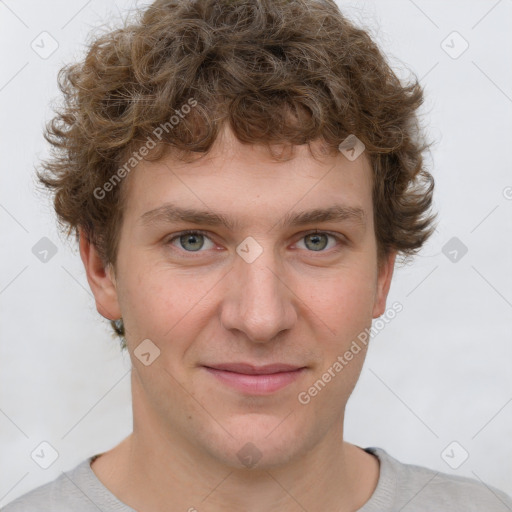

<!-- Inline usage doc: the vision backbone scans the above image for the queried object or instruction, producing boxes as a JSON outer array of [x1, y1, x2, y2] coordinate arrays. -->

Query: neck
[[92, 435, 379, 512]]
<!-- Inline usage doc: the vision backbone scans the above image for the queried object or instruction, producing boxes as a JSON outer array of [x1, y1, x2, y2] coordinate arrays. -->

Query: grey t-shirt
[[2, 447, 511, 511]]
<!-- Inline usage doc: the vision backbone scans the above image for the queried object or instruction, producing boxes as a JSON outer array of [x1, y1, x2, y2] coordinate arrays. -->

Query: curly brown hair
[[38, 0, 437, 347]]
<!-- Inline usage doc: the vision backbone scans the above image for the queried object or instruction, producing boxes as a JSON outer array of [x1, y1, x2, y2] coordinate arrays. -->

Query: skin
[[80, 123, 396, 512]]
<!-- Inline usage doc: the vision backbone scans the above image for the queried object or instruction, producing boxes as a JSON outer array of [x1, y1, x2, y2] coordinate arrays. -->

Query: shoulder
[[368, 447, 512, 511], [0, 458, 99, 512]]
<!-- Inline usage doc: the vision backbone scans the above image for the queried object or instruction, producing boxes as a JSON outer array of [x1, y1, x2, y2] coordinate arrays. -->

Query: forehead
[[121, 126, 374, 230]]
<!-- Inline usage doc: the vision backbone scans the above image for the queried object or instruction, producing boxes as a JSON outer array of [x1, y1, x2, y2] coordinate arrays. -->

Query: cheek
[[298, 273, 375, 412], [299, 267, 376, 337], [115, 264, 171, 342], [119, 264, 215, 344]]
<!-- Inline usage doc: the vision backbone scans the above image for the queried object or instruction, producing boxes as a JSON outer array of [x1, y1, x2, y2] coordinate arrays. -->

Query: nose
[[220, 247, 297, 344]]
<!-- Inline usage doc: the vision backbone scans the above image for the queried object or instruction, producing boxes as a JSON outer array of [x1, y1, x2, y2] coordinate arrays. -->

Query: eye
[[165, 229, 345, 256], [295, 231, 344, 253], [167, 230, 215, 252]]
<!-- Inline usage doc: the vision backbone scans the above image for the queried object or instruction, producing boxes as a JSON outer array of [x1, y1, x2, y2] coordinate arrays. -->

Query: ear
[[78, 227, 121, 321], [372, 250, 397, 319]]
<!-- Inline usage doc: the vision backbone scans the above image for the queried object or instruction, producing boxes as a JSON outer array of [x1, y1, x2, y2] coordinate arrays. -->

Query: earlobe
[[372, 250, 397, 319], [78, 227, 121, 321]]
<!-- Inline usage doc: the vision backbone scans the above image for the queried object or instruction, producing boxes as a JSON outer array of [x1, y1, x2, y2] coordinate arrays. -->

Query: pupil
[[307, 233, 327, 251], [182, 233, 203, 251]]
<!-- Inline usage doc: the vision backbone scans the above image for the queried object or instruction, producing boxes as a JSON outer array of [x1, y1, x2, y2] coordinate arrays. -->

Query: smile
[[202, 366, 307, 394]]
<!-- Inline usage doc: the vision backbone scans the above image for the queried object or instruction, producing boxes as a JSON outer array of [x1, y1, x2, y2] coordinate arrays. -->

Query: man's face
[[88, 124, 395, 469]]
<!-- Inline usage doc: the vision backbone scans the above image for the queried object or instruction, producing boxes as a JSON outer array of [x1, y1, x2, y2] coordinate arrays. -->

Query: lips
[[202, 363, 305, 375], [202, 362, 307, 394]]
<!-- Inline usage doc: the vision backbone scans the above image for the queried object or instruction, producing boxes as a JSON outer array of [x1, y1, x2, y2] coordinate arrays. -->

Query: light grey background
[[1, 0, 511, 506]]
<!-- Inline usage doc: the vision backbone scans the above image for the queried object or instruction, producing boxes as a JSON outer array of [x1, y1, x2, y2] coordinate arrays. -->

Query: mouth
[[201, 363, 308, 394]]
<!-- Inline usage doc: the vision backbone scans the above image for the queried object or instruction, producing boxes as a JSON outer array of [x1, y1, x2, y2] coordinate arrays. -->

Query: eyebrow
[[139, 203, 367, 231]]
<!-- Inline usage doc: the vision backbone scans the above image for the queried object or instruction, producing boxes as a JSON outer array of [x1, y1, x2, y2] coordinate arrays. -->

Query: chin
[[198, 414, 311, 470]]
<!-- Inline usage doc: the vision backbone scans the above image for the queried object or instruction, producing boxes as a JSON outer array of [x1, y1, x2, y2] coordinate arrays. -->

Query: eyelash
[[165, 229, 347, 256]]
